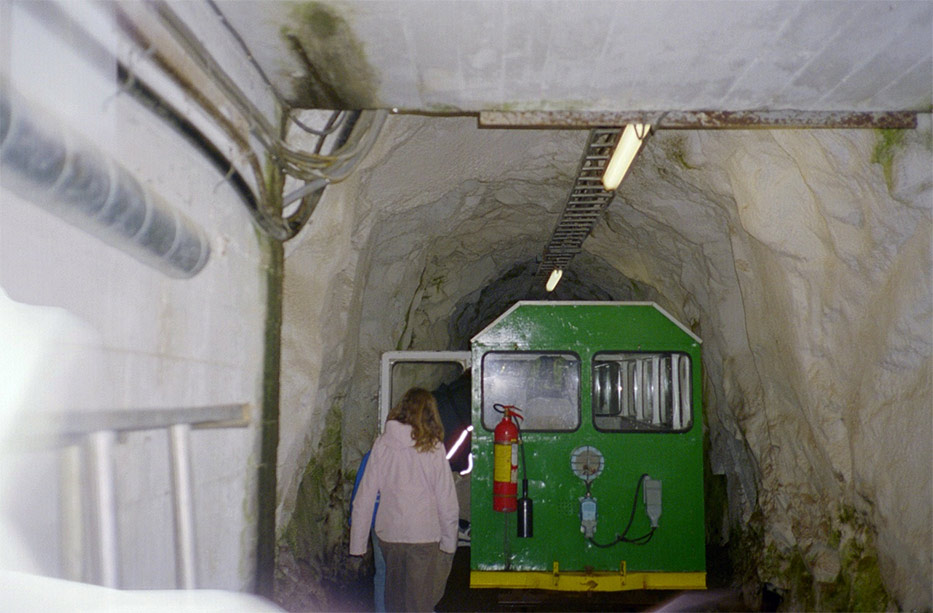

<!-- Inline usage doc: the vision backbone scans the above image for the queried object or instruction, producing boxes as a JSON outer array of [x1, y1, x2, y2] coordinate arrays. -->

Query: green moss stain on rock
[[753, 504, 891, 611], [305, 2, 339, 38], [787, 548, 817, 611], [754, 543, 817, 610], [834, 522, 890, 612], [664, 135, 697, 170], [282, 2, 379, 109], [871, 128, 906, 191], [827, 526, 842, 549], [283, 400, 344, 556], [814, 536, 890, 612], [279, 399, 358, 609]]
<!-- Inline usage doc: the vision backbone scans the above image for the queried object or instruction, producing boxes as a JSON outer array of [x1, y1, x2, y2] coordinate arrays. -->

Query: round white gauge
[[570, 445, 604, 481]]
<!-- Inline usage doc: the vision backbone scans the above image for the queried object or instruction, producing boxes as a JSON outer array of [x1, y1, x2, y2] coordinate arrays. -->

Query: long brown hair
[[387, 387, 444, 452]]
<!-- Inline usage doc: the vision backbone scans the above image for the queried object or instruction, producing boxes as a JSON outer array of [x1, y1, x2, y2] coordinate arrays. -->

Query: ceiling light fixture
[[601, 123, 651, 191], [545, 268, 563, 292]]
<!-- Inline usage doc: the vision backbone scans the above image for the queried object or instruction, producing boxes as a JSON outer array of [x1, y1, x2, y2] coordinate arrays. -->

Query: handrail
[[49, 404, 251, 590], [54, 404, 250, 438]]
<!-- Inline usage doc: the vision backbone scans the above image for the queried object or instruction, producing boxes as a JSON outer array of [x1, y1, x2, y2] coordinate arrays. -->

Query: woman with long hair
[[350, 387, 459, 612]]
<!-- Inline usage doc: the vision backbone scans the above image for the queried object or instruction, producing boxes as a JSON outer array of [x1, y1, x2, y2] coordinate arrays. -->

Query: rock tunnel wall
[[277, 115, 931, 610]]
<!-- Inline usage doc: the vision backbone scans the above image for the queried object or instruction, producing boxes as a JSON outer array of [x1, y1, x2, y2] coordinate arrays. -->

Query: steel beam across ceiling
[[480, 110, 918, 130]]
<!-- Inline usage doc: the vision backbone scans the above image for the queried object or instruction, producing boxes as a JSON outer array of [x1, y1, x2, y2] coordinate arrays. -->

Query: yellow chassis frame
[[471, 563, 706, 592]]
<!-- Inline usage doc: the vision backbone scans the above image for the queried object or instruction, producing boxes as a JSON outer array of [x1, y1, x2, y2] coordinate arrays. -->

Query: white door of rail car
[[379, 351, 473, 468], [379, 351, 471, 430], [379, 351, 473, 532]]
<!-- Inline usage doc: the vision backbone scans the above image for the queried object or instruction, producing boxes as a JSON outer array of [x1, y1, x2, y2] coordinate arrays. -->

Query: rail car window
[[592, 352, 692, 432], [482, 352, 580, 431]]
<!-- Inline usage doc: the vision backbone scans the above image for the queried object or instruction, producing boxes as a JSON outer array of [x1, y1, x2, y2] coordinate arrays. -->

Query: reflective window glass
[[592, 352, 692, 432], [482, 352, 580, 431]]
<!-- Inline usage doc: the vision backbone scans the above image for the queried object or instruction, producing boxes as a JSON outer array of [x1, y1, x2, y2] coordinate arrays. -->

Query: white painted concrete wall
[[221, 0, 932, 112], [1, 2, 267, 592]]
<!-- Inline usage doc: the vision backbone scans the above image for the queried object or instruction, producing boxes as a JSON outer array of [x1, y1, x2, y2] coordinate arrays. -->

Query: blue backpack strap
[[348, 450, 371, 527]]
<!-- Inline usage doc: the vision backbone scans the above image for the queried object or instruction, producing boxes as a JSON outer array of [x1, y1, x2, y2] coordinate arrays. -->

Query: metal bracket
[[552, 561, 560, 587], [620, 560, 627, 587]]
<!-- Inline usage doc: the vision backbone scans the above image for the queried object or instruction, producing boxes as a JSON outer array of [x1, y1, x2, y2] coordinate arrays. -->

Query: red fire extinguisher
[[493, 405, 522, 512]]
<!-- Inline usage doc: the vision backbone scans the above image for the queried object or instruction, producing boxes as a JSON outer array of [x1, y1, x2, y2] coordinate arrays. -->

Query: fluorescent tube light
[[545, 268, 563, 292], [602, 124, 651, 191]]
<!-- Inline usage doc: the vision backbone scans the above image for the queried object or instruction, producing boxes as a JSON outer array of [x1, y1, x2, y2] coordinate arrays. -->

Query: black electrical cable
[[118, 59, 341, 241], [627, 528, 656, 545], [116, 63, 258, 215], [587, 532, 618, 549], [619, 474, 649, 539], [332, 111, 361, 151], [586, 473, 655, 548]]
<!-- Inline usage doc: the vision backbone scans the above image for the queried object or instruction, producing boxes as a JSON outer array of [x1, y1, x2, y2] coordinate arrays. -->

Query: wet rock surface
[[278, 116, 932, 611]]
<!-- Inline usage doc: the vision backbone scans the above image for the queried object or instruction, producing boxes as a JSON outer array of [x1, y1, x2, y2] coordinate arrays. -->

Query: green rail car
[[469, 301, 705, 592]]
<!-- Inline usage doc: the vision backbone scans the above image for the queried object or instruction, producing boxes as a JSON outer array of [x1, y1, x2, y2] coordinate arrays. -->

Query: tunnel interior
[[275, 115, 930, 612], [1, 3, 930, 612]]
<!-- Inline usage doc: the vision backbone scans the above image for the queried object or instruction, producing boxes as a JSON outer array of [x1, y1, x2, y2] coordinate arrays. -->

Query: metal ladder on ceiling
[[536, 127, 622, 280]]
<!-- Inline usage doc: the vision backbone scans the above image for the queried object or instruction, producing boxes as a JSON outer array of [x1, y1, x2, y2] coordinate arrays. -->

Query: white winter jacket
[[349, 420, 459, 555]]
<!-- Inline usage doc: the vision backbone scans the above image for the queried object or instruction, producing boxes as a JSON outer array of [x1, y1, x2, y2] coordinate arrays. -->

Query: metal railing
[[49, 404, 250, 589]]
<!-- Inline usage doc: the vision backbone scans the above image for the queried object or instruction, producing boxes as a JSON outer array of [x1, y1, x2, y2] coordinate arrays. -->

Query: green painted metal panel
[[470, 302, 705, 576]]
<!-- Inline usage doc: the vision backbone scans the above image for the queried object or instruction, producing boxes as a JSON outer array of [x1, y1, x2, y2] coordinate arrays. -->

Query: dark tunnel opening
[[448, 256, 663, 351]]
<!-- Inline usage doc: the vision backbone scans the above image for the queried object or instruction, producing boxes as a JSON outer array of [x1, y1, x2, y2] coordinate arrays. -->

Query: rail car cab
[[469, 301, 705, 592]]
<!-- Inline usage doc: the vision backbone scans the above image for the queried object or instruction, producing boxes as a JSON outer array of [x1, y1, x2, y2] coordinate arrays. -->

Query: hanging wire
[[149, 0, 387, 240], [586, 473, 656, 548], [204, 0, 350, 145], [294, 110, 348, 139]]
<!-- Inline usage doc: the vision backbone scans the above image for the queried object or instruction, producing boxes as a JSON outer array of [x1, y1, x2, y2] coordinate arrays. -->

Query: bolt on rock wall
[[278, 115, 931, 610]]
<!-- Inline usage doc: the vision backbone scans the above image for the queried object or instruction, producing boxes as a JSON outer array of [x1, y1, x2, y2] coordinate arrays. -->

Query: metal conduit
[[0, 88, 210, 278]]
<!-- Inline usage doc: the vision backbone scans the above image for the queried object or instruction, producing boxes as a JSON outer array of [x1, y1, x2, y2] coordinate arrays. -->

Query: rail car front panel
[[469, 302, 705, 591]]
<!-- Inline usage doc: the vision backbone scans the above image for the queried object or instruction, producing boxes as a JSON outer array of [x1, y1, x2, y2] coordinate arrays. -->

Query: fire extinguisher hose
[[494, 404, 534, 538]]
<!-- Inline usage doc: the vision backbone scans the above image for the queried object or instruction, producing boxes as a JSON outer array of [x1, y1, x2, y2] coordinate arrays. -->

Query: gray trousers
[[377, 538, 453, 612]]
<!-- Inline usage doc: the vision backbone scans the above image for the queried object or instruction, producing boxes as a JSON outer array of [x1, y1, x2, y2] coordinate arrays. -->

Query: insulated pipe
[[0, 89, 210, 278]]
